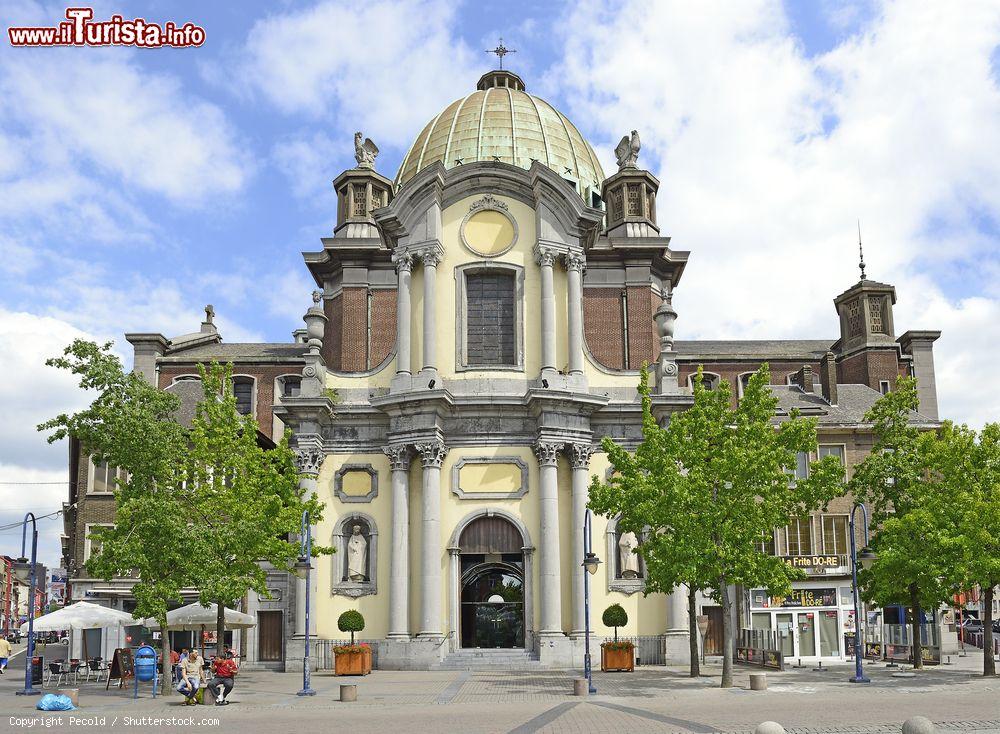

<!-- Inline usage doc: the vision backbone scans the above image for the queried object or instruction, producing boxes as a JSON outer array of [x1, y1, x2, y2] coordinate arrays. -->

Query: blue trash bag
[[36, 694, 75, 711]]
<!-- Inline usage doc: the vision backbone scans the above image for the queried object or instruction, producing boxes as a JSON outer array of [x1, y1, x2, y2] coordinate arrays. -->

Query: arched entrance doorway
[[452, 512, 532, 650]]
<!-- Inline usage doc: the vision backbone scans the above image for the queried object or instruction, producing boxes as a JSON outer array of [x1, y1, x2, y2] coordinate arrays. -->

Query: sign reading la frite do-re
[[781, 555, 843, 569], [752, 587, 837, 609]]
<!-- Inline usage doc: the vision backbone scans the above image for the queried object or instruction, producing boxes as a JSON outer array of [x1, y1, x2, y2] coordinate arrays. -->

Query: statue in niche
[[618, 530, 640, 579], [347, 524, 368, 581]]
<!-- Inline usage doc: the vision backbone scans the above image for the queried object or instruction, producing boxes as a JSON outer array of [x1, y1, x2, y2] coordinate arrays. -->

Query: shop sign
[[751, 587, 837, 609], [781, 555, 844, 569]]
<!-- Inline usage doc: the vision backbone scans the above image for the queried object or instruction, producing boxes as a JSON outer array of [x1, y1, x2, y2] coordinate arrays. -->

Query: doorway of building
[[457, 514, 526, 649], [257, 611, 283, 662], [704, 606, 724, 655]]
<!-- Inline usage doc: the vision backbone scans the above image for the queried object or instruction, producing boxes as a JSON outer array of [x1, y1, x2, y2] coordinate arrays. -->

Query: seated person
[[177, 649, 203, 705], [208, 651, 238, 706]]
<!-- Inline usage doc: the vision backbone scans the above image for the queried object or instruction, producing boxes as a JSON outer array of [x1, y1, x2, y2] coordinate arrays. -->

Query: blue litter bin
[[134, 645, 157, 682]]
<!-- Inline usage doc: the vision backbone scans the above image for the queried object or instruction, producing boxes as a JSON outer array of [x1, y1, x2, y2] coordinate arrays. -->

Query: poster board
[[107, 647, 135, 690]]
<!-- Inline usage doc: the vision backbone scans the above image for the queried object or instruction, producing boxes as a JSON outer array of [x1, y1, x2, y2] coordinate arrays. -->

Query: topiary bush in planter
[[338, 609, 365, 644], [601, 604, 634, 672], [602, 604, 628, 642], [335, 610, 371, 676]]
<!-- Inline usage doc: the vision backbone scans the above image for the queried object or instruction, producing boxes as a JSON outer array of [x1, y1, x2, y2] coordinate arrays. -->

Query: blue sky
[[1, 0, 999, 572]]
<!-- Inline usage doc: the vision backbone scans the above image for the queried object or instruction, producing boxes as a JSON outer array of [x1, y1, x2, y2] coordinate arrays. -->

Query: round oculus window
[[462, 209, 516, 257]]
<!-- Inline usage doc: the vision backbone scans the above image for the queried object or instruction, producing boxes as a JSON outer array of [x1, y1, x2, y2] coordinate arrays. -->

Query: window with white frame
[[756, 529, 776, 555], [231, 376, 255, 416], [784, 517, 813, 556], [879, 380, 891, 395], [818, 444, 846, 466], [90, 458, 125, 494], [821, 514, 850, 555], [84, 523, 113, 562], [738, 371, 754, 397], [171, 375, 201, 383]]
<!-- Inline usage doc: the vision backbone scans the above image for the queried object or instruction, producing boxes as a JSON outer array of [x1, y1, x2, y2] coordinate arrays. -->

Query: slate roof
[[768, 384, 936, 426], [674, 340, 837, 360], [161, 342, 308, 363]]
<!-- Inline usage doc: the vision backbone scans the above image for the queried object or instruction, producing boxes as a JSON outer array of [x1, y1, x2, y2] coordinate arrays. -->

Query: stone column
[[534, 440, 564, 636], [392, 252, 413, 376], [567, 442, 593, 636], [535, 246, 558, 375], [293, 446, 324, 638], [415, 440, 448, 637], [383, 444, 412, 639], [418, 248, 443, 375], [565, 251, 585, 376], [668, 585, 688, 631]]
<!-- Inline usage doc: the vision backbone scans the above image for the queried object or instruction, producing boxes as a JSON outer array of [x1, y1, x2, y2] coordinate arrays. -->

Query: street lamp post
[[581, 509, 601, 695], [14, 513, 40, 696], [296, 510, 316, 697], [849, 503, 876, 684]]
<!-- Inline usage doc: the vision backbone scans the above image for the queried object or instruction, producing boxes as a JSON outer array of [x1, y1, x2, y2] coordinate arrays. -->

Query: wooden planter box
[[335, 647, 372, 676], [601, 643, 635, 672]]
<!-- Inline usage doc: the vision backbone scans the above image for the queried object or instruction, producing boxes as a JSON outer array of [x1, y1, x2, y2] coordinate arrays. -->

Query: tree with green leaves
[[338, 610, 365, 645], [602, 604, 628, 642], [926, 421, 1000, 676], [589, 365, 845, 688], [38, 340, 194, 683], [849, 377, 961, 670], [183, 363, 331, 654]]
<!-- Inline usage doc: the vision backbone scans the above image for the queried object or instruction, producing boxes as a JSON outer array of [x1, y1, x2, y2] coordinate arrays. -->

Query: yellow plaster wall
[[313, 453, 394, 639]]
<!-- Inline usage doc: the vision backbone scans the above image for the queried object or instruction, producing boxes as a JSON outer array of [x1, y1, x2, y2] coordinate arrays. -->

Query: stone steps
[[433, 649, 542, 670]]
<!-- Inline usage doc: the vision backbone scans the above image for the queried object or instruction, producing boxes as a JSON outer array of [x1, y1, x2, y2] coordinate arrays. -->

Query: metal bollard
[[573, 678, 589, 696], [340, 684, 357, 702], [812, 660, 827, 672], [749, 673, 767, 691]]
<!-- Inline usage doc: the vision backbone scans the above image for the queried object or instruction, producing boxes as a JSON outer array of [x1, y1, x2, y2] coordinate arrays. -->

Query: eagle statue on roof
[[614, 129, 641, 170], [354, 132, 379, 169]]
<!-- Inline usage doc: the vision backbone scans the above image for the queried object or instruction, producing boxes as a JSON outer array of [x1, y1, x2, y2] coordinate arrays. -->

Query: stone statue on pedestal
[[619, 530, 640, 578], [347, 524, 368, 581]]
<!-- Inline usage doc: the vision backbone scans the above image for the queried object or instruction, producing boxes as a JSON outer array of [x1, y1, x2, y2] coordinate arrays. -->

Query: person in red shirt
[[208, 652, 238, 705]]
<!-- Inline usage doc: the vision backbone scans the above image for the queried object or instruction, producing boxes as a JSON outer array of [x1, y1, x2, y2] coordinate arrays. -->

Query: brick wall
[[339, 287, 368, 371], [70, 451, 117, 574], [323, 294, 343, 370], [158, 364, 298, 440], [678, 361, 822, 406], [369, 288, 397, 368], [584, 288, 625, 369], [837, 349, 901, 391], [626, 286, 657, 369]]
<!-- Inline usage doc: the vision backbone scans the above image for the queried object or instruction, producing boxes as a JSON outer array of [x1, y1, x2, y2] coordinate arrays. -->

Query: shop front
[[748, 580, 856, 662]]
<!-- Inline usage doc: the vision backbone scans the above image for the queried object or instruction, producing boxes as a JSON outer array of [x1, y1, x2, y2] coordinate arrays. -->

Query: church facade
[[66, 68, 943, 671]]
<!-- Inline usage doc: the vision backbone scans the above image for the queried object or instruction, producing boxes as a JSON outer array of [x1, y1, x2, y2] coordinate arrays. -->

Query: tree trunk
[[160, 619, 172, 692], [983, 585, 996, 677], [688, 586, 700, 677], [719, 577, 733, 688], [909, 584, 923, 670], [217, 601, 226, 661]]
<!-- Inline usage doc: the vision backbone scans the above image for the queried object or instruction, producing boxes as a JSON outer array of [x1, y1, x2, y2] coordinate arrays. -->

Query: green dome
[[395, 71, 606, 199]]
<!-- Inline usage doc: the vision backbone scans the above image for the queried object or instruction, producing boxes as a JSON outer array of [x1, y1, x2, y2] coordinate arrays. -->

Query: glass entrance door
[[797, 612, 816, 656], [776, 613, 794, 657], [460, 564, 524, 648]]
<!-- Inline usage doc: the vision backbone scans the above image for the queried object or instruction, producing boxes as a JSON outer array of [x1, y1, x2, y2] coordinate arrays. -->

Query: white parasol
[[19, 601, 136, 633]]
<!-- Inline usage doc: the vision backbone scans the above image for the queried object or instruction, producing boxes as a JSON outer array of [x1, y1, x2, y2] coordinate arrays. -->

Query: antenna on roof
[[486, 37, 516, 70], [857, 220, 866, 280]]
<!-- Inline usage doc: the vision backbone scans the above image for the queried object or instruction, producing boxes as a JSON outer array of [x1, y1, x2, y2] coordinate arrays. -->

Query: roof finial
[[486, 37, 516, 70], [857, 220, 866, 280]]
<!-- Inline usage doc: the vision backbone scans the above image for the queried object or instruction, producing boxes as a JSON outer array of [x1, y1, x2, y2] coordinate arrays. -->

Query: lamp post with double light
[[849, 502, 877, 684], [14, 513, 40, 696], [582, 509, 601, 695], [295, 510, 315, 697]]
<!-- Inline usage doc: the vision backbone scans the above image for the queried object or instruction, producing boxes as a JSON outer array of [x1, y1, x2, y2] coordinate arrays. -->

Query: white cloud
[[230, 0, 481, 152], [549, 0, 1000, 427]]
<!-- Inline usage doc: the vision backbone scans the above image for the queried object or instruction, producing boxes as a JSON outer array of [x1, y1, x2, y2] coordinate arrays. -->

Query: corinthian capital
[[392, 250, 414, 273], [533, 440, 563, 467], [415, 440, 448, 468], [294, 447, 325, 477], [382, 444, 412, 471], [534, 245, 558, 268], [566, 442, 594, 469], [413, 243, 444, 268], [564, 251, 586, 273]]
